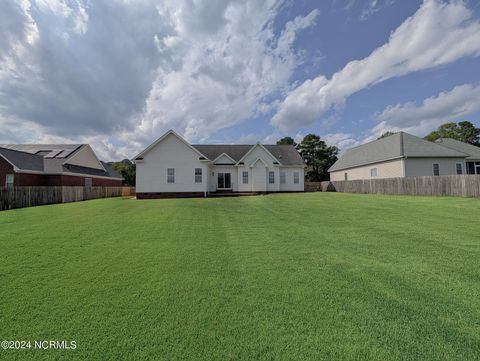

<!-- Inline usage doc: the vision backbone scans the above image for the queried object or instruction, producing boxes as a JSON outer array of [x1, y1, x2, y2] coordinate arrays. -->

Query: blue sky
[[1, 0, 480, 160]]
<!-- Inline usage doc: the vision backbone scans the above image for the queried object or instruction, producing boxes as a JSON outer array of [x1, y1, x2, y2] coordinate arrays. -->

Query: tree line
[[277, 135, 338, 182]]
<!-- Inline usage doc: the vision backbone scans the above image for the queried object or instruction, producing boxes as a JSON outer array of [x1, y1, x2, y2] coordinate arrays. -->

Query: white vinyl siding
[[278, 168, 304, 191], [135, 132, 209, 193], [195, 168, 202, 183], [167, 168, 175, 183], [135, 131, 305, 194]]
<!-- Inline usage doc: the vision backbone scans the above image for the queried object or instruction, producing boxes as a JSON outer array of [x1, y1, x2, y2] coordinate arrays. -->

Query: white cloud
[[369, 83, 480, 138], [131, 2, 319, 144], [0, 0, 320, 159], [272, 0, 480, 132], [35, 0, 89, 35], [323, 132, 360, 150], [360, 0, 396, 21]]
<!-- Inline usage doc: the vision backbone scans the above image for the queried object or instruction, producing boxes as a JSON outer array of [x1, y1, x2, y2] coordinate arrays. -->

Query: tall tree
[[425, 121, 480, 145], [276, 136, 297, 147], [112, 159, 136, 186], [298, 134, 339, 182]]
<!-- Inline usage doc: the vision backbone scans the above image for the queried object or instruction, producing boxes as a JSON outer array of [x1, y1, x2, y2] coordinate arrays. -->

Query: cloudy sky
[[1, 0, 480, 160]]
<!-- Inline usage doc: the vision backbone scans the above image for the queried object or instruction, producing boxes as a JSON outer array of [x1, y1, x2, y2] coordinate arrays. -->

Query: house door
[[217, 173, 231, 189]]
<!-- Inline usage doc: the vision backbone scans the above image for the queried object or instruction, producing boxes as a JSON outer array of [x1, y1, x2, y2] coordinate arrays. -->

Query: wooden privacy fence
[[321, 175, 480, 197], [0, 186, 134, 211], [304, 182, 322, 192]]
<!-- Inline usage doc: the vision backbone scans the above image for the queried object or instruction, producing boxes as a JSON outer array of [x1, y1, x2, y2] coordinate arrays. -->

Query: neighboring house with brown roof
[[0, 144, 123, 188], [328, 132, 474, 181], [133, 130, 305, 198]]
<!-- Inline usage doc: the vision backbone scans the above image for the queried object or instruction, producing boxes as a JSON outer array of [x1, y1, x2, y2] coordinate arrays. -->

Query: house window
[[5, 174, 14, 189], [456, 163, 463, 175], [280, 172, 286, 184], [242, 171, 248, 184], [433, 163, 440, 176], [167, 168, 175, 183], [195, 168, 202, 183], [85, 178, 92, 188], [294, 172, 300, 184], [268, 171, 275, 184], [370, 168, 378, 177], [344, 173, 348, 181]]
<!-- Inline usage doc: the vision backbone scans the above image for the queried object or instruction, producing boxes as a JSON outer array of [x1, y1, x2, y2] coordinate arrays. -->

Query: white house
[[133, 130, 305, 198], [328, 132, 476, 181]]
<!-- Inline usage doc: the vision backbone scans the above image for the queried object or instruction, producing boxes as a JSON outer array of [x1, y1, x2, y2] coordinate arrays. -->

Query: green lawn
[[1, 193, 480, 360]]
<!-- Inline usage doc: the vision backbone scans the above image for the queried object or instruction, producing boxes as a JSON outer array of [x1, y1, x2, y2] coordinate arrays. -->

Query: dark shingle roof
[[62, 163, 113, 177], [0, 147, 44, 172], [329, 132, 468, 172], [0, 144, 82, 159], [42, 160, 122, 178], [435, 138, 480, 160], [264, 145, 305, 166], [192, 145, 252, 162], [101, 162, 123, 179], [0, 144, 122, 179], [192, 144, 304, 166]]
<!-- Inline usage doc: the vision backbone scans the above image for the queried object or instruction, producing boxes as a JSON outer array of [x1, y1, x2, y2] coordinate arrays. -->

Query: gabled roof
[[212, 152, 237, 164], [135, 130, 305, 166], [236, 143, 281, 164], [133, 130, 208, 160], [0, 147, 44, 172], [435, 138, 480, 160], [0, 144, 122, 179], [41, 158, 121, 179], [264, 145, 305, 166], [101, 162, 123, 179], [402, 133, 467, 157], [249, 157, 268, 167], [0, 144, 82, 159], [192, 144, 304, 166], [329, 132, 468, 172], [192, 145, 252, 162]]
